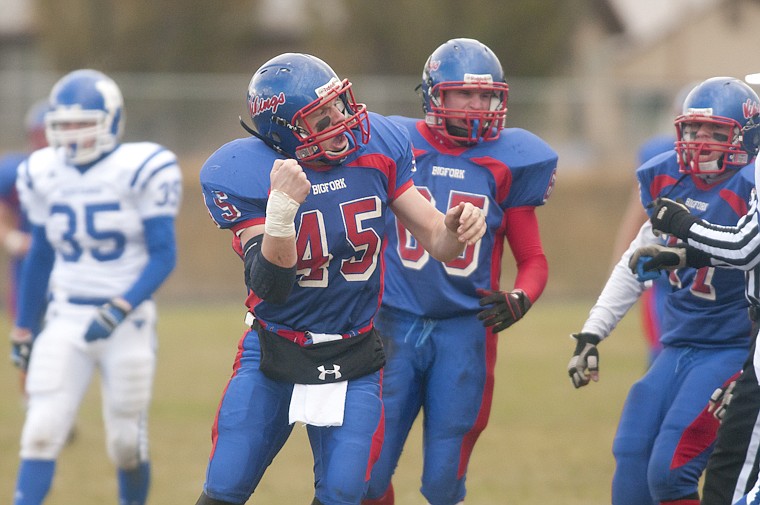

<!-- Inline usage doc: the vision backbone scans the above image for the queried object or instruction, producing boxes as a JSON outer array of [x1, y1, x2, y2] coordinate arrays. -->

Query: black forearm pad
[[243, 236, 296, 304], [243, 235, 263, 290], [685, 245, 713, 269]]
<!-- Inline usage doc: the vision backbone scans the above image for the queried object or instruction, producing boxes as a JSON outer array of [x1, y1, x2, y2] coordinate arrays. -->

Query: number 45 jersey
[[200, 112, 416, 336], [383, 117, 558, 318], [16, 143, 182, 301]]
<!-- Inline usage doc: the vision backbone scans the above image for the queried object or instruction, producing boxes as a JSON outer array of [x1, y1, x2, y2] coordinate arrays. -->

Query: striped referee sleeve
[[686, 192, 760, 270]]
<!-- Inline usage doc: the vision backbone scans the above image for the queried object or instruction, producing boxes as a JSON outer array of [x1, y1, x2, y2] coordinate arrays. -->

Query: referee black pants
[[702, 317, 760, 505]]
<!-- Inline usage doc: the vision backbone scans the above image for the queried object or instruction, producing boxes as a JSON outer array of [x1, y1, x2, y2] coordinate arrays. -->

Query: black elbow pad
[[243, 235, 297, 304]]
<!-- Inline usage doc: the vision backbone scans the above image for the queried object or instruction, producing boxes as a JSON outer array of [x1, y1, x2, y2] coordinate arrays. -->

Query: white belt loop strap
[[289, 332, 348, 427]]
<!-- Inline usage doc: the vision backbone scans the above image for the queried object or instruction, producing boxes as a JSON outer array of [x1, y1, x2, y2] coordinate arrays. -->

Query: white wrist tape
[[3, 230, 27, 256], [265, 190, 300, 238]]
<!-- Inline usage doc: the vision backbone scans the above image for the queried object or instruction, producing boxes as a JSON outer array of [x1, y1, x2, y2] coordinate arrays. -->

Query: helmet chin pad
[[697, 159, 721, 173]]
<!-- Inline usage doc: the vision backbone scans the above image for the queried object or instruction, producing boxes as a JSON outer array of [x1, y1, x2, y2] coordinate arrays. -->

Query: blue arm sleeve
[[121, 216, 177, 308], [15, 225, 53, 333]]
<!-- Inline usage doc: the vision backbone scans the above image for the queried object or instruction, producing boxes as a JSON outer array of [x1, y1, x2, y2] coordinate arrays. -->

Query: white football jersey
[[17, 142, 182, 301]]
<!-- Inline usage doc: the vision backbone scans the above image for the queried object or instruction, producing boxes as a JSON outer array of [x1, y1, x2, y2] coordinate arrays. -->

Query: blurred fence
[[0, 69, 681, 171], [0, 69, 681, 307]]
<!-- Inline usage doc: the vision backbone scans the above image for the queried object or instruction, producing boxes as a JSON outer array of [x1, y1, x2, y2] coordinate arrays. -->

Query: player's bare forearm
[[392, 190, 485, 262], [240, 225, 296, 268], [428, 220, 467, 262], [262, 234, 297, 267]]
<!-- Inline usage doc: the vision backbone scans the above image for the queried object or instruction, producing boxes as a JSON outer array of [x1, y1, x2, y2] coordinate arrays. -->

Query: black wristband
[[685, 245, 713, 269]]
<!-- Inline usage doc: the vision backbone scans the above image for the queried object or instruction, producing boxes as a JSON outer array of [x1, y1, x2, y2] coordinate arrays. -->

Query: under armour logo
[[317, 364, 342, 380]]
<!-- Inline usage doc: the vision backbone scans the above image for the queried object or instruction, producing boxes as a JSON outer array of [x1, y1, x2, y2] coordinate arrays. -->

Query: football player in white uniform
[[9, 69, 182, 505]]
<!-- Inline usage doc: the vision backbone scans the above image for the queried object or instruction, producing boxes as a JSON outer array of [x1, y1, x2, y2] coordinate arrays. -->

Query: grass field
[[0, 298, 648, 504]]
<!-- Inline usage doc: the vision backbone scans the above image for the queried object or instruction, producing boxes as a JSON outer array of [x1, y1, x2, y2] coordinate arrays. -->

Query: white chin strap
[[325, 143, 350, 157], [697, 159, 721, 173]]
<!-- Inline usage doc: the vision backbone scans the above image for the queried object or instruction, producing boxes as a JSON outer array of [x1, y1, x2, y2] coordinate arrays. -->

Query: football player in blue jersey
[[611, 134, 675, 364], [0, 100, 48, 325], [627, 86, 760, 505], [608, 83, 695, 367], [361, 38, 558, 505], [195, 52, 486, 505], [568, 77, 759, 505], [9, 69, 182, 505]]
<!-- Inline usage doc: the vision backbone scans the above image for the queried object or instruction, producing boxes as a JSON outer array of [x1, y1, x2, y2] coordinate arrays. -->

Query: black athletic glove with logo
[[476, 289, 532, 333], [649, 197, 699, 239]]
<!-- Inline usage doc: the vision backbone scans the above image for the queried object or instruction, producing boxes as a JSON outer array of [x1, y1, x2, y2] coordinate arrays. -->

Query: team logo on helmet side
[[428, 60, 441, 71], [96, 79, 122, 117], [249, 92, 286, 118], [743, 99, 760, 119]]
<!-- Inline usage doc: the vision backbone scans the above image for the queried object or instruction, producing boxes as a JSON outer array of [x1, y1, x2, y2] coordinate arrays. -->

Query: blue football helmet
[[24, 99, 50, 149], [420, 38, 508, 144], [46, 69, 124, 165], [245, 53, 370, 165], [675, 76, 760, 175]]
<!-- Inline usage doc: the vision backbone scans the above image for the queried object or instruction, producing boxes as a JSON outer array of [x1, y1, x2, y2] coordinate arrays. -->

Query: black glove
[[9, 328, 33, 371], [567, 332, 601, 388], [84, 301, 129, 342], [10, 342, 32, 371], [477, 289, 532, 333], [628, 244, 687, 281], [649, 197, 699, 239]]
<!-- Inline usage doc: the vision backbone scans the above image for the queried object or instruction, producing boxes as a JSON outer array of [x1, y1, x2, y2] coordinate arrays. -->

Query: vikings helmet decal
[[245, 53, 370, 165]]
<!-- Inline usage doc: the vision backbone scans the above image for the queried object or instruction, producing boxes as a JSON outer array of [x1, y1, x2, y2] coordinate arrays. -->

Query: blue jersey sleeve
[[636, 150, 680, 217], [500, 129, 558, 208], [366, 112, 416, 198], [200, 138, 275, 231], [121, 216, 177, 308], [15, 225, 53, 333], [637, 134, 675, 165], [0, 153, 26, 200]]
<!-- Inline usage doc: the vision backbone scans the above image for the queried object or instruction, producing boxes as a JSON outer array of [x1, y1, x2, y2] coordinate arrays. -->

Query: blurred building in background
[[2, 0, 758, 173]]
